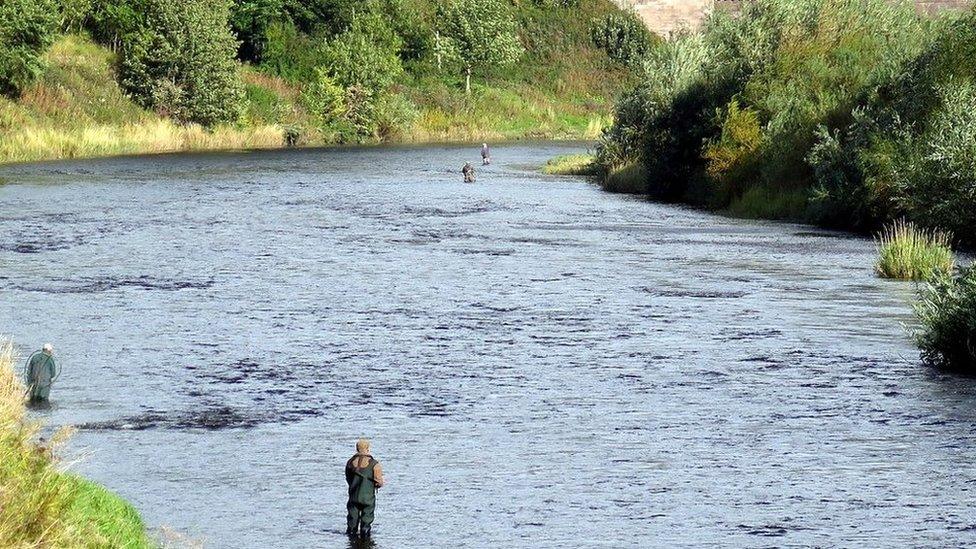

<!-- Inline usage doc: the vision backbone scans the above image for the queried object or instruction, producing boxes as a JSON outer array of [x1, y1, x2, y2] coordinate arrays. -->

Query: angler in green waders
[[24, 343, 59, 402], [345, 439, 385, 537]]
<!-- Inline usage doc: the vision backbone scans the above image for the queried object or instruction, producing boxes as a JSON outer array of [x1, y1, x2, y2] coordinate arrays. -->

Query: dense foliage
[[914, 266, 976, 373], [119, 0, 245, 126], [0, 0, 58, 96], [3, 0, 633, 143], [440, 0, 524, 92], [597, 0, 976, 241], [590, 10, 656, 69]]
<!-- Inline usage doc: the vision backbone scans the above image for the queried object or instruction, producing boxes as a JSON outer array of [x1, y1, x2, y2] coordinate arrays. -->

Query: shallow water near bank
[[2, 142, 975, 547]]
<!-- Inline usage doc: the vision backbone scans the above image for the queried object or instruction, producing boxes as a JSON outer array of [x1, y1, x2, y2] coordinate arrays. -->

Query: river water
[[1, 143, 975, 547]]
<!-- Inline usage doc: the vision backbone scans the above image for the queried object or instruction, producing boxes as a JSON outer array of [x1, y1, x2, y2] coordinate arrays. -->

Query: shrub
[[260, 20, 320, 82], [590, 11, 656, 68], [0, 0, 58, 97], [914, 265, 976, 373], [119, 0, 245, 126], [601, 162, 647, 194], [301, 68, 346, 127], [374, 92, 419, 140], [875, 219, 954, 281], [319, 12, 404, 93]]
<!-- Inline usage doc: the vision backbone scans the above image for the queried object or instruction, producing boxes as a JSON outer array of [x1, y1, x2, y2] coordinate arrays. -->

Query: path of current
[[1, 143, 975, 547]]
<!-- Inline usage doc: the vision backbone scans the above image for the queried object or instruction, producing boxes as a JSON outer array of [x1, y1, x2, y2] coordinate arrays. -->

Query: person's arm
[[373, 462, 385, 488], [48, 357, 57, 380]]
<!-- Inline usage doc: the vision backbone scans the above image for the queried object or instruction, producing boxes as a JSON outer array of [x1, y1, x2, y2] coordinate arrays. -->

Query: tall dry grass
[[0, 121, 289, 164]]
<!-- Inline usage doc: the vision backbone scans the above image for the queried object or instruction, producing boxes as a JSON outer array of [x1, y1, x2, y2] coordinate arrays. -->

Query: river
[[1, 143, 975, 547]]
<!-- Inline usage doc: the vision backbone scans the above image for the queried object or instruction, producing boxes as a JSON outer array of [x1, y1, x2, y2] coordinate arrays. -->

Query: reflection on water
[[1, 143, 975, 547]]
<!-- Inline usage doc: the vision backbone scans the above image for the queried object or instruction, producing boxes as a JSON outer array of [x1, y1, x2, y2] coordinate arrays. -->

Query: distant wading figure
[[462, 162, 476, 183], [481, 143, 491, 165], [346, 439, 385, 538], [25, 343, 59, 402]]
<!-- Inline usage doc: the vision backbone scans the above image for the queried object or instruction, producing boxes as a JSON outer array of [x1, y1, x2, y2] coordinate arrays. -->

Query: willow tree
[[441, 0, 523, 94]]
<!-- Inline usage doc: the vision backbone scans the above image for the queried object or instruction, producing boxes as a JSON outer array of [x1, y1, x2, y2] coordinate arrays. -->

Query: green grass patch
[[875, 219, 955, 281], [543, 153, 597, 175], [601, 162, 647, 194]]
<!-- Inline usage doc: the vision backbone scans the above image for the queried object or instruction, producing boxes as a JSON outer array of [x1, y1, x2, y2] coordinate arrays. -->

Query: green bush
[[301, 68, 346, 127], [598, 0, 933, 209], [260, 20, 320, 82], [590, 11, 656, 68], [0, 0, 58, 97], [914, 265, 976, 373], [319, 12, 404, 93], [119, 0, 245, 126]]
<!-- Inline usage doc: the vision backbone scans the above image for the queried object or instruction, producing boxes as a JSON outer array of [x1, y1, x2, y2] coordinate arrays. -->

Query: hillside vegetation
[[0, 0, 639, 164]]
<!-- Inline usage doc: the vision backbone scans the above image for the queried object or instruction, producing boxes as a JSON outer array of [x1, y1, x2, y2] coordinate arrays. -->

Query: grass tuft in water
[[914, 265, 976, 373], [0, 340, 153, 548], [875, 219, 955, 281], [542, 154, 597, 176]]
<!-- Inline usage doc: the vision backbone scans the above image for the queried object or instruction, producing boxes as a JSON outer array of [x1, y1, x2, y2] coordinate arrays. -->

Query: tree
[[441, 0, 523, 93], [0, 0, 58, 97], [230, 0, 284, 62], [119, 0, 245, 126]]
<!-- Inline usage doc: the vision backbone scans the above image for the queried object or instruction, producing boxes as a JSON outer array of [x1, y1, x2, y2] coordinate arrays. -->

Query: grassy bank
[[0, 342, 153, 547], [0, 0, 633, 165]]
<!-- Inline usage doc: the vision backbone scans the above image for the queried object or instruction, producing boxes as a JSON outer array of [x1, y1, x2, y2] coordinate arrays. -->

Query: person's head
[[482, 143, 487, 148], [42, 343, 54, 354], [356, 438, 370, 455]]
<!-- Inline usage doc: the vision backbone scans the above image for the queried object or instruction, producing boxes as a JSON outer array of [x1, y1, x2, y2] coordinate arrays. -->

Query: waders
[[346, 455, 379, 537]]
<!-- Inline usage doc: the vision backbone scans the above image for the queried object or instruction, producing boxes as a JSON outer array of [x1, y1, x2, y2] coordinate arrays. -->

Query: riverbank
[[591, 0, 976, 371], [0, 0, 631, 165], [0, 342, 152, 547], [596, 0, 976, 246]]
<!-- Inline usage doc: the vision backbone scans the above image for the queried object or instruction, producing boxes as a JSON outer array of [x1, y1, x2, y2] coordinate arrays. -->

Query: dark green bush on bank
[[915, 265, 976, 373], [0, 0, 58, 96], [808, 10, 976, 243], [119, 0, 245, 126], [596, 0, 976, 231]]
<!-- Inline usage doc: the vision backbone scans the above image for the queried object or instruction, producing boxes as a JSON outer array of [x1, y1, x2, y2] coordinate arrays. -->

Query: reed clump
[[0, 340, 152, 548], [875, 220, 955, 281]]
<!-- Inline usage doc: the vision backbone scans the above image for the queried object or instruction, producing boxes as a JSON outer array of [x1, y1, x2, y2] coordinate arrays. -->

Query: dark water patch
[[642, 288, 749, 299], [13, 275, 214, 294], [79, 406, 267, 431]]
